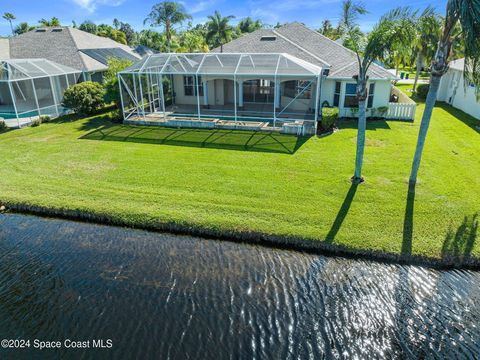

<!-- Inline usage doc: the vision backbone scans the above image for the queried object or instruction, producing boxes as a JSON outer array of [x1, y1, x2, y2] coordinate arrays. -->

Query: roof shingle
[[213, 22, 394, 80], [8, 27, 141, 72]]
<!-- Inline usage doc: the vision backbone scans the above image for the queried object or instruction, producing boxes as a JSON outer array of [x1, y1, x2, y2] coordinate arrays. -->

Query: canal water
[[0, 213, 479, 359]]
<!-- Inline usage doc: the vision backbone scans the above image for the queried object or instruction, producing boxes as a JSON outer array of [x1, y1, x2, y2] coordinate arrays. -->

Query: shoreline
[[2, 202, 479, 271]]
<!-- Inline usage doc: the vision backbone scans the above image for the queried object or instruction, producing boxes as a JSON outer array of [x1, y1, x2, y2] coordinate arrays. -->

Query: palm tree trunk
[[409, 74, 441, 184], [353, 77, 368, 183], [166, 21, 171, 52], [353, 99, 367, 182], [409, 34, 451, 185], [412, 52, 423, 93], [9, 21, 14, 36]]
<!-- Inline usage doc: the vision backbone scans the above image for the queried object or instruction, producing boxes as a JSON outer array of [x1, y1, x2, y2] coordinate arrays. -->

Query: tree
[[409, 0, 480, 185], [14, 22, 35, 35], [238, 17, 262, 33], [97, 24, 128, 44], [39, 17, 61, 27], [138, 29, 178, 52], [341, 27, 366, 52], [206, 11, 235, 52], [387, 9, 417, 76], [119, 22, 136, 44], [79, 20, 97, 34], [177, 31, 209, 52], [412, 8, 442, 92], [144, 1, 192, 52], [3, 13, 16, 35], [340, 1, 413, 183], [104, 58, 133, 109], [319, 19, 341, 40]]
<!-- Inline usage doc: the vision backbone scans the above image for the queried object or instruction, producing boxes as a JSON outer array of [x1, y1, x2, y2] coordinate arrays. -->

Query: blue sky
[[0, 0, 446, 36]]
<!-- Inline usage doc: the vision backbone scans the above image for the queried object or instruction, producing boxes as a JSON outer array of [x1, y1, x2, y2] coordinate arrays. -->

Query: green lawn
[[1, 93, 479, 263], [397, 66, 430, 80]]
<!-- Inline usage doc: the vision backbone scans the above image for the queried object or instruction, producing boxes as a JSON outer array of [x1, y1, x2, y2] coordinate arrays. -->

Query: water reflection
[[0, 214, 479, 359]]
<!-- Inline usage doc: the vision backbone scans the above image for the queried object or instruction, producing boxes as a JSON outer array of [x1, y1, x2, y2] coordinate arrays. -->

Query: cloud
[[71, 0, 125, 13]]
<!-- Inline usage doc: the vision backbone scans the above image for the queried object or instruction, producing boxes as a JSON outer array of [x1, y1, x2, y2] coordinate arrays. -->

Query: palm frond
[[445, 0, 480, 96]]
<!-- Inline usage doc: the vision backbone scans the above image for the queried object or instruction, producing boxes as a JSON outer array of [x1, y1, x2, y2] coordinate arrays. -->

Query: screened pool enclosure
[[118, 53, 324, 135], [0, 59, 82, 127]]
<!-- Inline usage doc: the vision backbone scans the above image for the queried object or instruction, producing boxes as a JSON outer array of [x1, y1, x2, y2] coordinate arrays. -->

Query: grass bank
[[0, 92, 479, 267]]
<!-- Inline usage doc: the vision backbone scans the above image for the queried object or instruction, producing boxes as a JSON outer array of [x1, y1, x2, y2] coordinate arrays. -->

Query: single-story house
[[0, 27, 142, 82], [119, 22, 416, 135], [438, 58, 480, 120], [0, 27, 144, 127]]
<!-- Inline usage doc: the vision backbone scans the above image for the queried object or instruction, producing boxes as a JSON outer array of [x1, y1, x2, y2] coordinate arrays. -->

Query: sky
[[0, 0, 447, 36]]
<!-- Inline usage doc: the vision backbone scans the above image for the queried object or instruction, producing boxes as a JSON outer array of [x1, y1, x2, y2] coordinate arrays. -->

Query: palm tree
[[39, 17, 61, 27], [319, 19, 341, 40], [388, 10, 418, 76], [144, 1, 192, 52], [238, 17, 262, 33], [412, 8, 442, 92], [206, 11, 235, 52], [409, 0, 480, 185], [3, 13, 16, 35], [340, 1, 414, 183], [14, 22, 35, 35]]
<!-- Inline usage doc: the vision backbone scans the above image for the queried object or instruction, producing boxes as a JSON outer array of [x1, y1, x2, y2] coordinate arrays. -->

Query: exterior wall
[[323, 78, 392, 117], [173, 74, 197, 105], [173, 75, 227, 106], [320, 79, 336, 107], [438, 69, 480, 120], [170, 75, 393, 118]]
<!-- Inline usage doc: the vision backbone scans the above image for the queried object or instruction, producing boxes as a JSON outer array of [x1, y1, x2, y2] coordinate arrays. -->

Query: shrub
[[31, 118, 42, 127], [104, 58, 133, 109], [63, 81, 105, 115], [320, 107, 339, 132], [416, 84, 430, 99], [0, 120, 7, 131], [108, 109, 123, 123], [39, 115, 52, 123], [377, 106, 389, 118]]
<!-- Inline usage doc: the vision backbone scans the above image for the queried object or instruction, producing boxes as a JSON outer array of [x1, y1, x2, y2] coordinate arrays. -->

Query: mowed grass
[[0, 92, 479, 261]]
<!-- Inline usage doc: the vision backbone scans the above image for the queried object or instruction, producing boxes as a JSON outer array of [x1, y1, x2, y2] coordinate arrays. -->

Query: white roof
[[121, 53, 323, 77]]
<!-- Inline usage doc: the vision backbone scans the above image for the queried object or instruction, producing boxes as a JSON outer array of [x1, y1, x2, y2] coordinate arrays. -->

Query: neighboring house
[[438, 58, 480, 120], [0, 27, 142, 82], [0, 27, 146, 127], [118, 23, 416, 135]]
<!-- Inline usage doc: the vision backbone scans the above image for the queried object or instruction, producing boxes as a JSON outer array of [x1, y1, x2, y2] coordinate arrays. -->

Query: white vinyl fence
[[385, 102, 416, 120]]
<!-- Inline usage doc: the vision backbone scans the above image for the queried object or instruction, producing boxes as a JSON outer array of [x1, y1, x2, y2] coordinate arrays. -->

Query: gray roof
[[5, 27, 141, 72], [214, 22, 394, 80]]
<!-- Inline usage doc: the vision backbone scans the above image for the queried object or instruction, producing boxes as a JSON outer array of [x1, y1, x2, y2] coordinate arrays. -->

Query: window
[[283, 80, 311, 99], [333, 81, 341, 106], [344, 83, 358, 108], [367, 83, 375, 108], [183, 75, 203, 96]]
